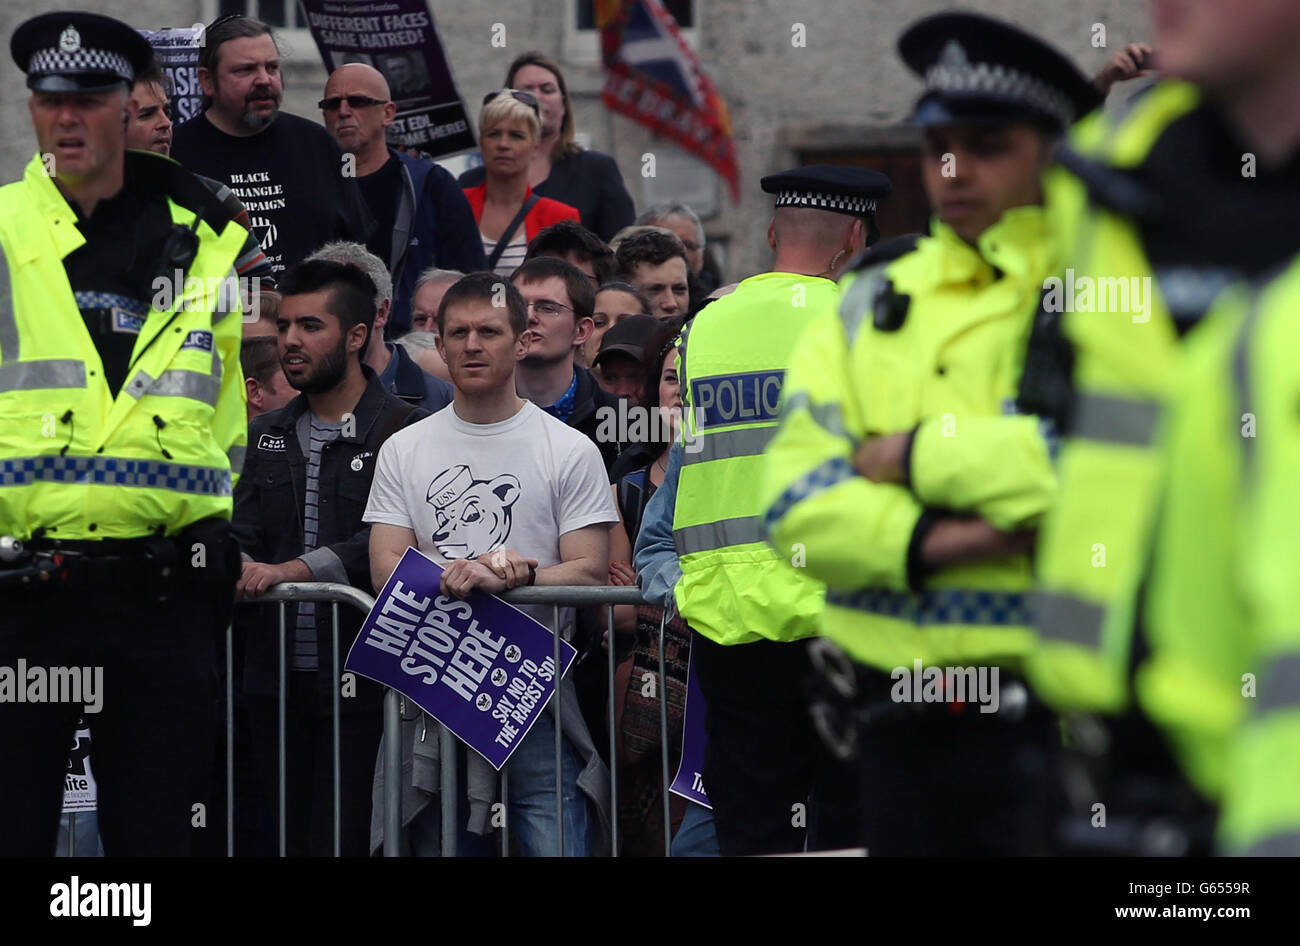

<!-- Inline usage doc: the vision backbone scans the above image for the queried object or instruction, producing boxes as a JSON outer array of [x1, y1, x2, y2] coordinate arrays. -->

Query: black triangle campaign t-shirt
[[171, 110, 373, 277]]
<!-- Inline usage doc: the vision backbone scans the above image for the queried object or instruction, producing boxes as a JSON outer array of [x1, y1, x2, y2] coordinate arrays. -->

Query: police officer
[[761, 12, 1100, 855], [1129, 257, 1300, 856], [0, 13, 247, 856], [1024, 0, 1300, 853], [635, 164, 891, 856]]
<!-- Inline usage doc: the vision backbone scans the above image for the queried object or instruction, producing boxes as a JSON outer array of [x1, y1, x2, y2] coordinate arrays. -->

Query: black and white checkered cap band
[[925, 59, 1075, 128], [28, 46, 133, 83], [774, 190, 877, 216]]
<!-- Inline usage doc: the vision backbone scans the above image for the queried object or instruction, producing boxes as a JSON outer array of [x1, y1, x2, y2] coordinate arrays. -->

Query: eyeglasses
[[318, 95, 389, 112], [525, 299, 573, 317], [482, 88, 540, 117]]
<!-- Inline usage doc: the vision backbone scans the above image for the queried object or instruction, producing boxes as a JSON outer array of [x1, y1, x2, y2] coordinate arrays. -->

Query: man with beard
[[232, 259, 425, 856], [170, 15, 371, 277]]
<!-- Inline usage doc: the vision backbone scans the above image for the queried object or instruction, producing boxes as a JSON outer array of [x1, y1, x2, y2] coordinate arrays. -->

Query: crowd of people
[[2, 0, 1298, 861]]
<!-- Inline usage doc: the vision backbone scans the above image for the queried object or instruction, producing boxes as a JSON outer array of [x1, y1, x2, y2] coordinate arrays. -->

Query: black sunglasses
[[482, 88, 540, 117], [318, 94, 389, 112]]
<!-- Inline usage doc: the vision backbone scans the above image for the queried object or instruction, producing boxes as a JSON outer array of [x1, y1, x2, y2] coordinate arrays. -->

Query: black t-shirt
[[171, 111, 372, 276], [63, 174, 174, 398], [358, 153, 403, 268]]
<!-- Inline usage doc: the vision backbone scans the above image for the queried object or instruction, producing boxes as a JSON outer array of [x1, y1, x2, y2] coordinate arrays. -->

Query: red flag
[[597, 0, 740, 202]]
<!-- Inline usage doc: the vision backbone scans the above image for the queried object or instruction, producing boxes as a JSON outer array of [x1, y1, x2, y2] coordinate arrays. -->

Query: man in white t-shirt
[[365, 272, 617, 856]]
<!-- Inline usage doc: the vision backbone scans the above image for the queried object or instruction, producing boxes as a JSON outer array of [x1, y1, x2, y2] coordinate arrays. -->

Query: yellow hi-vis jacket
[[1130, 256, 1300, 854], [761, 209, 1056, 671], [1026, 81, 1207, 714], [671, 271, 834, 645], [0, 152, 247, 541]]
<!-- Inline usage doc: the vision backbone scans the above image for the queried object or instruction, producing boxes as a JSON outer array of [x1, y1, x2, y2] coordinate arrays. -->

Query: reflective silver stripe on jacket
[[782, 389, 850, 440], [682, 424, 776, 465], [125, 368, 221, 407], [1237, 831, 1300, 857], [1256, 651, 1300, 716], [227, 444, 246, 475], [1071, 392, 1160, 446], [673, 515, 765, 556], [1033, 590, 1106, 648], [0, 359, 87, 393]]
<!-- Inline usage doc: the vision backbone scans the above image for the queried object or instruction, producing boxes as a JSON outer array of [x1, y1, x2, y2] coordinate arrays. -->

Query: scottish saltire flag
[[597, 0, 740, 201]]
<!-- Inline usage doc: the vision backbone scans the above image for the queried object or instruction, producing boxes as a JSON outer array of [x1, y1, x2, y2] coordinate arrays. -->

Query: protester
[[241, 335, 294, 421], [320, 63, 486, 333], [634, 201, 716, 295], [591, 313, 658, 404], [582, 281, 652, 369], [511, 257, 622, 473], [170, 15, 371, 276], [464, 90, 580, 276], [410, 267, 464, 334], [459, 52, 635, 241], [0, 12, 245, 856], [365, 272, 618, 856], [614, 228, 691, 318], [306, 241, 453, 413], [525, 220, 616, 287], [126, 58, 271, 283], [605, 318, 718, 856], [233, 260, 425, 857]]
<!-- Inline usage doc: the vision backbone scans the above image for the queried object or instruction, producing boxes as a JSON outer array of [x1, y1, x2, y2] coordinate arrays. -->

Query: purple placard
[[668, 647, 711, 809], [345, 547, 576, 769], [300, 0, 476, 156]]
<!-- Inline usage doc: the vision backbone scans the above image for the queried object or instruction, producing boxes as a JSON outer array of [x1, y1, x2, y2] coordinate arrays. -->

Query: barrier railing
[[233, 582, 674, 858]]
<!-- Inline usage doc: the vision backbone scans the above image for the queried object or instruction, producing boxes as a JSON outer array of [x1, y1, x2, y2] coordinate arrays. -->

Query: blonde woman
[[463, 89, 579, 276], [460, 52, 635, 241]]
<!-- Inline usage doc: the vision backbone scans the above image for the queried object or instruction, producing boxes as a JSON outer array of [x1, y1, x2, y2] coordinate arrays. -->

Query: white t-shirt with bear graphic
[[364, 398, 618, 637]]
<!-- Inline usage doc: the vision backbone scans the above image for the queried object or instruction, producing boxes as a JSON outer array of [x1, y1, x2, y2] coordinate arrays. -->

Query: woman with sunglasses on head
[[460, 52, 636, 242], [464, 89, 581, 277]]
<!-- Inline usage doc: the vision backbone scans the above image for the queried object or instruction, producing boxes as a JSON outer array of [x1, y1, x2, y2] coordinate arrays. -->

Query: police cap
[[760, 165, 893, 220], [899, 12, 1101, 134], [11, 12, 153, 94]]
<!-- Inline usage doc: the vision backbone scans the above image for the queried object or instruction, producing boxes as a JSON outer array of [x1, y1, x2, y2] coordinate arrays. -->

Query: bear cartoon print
[[426, 464, 522, 559]]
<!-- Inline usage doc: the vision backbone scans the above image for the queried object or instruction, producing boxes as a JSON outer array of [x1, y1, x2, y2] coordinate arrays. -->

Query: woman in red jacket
[[465, 90, 580, 276]]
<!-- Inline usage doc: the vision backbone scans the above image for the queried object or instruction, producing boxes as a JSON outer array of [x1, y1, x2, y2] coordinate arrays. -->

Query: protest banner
[[300, 0, 476, 156], [345, 547, 577, 770], [138, 26, 204, 126], [668, 649, 711, 808]]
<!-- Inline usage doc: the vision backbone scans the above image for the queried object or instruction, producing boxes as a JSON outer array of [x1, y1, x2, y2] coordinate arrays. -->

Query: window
[[205, 0, 312, 42], [565, 0, 699, 64]]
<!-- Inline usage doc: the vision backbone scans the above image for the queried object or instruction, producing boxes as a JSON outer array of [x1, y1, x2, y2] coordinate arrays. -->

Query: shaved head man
[[320, 64, 487, 333]]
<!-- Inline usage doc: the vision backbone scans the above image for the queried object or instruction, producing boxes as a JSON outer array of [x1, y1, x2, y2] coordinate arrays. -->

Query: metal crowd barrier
[[232, 582, 674, 858]]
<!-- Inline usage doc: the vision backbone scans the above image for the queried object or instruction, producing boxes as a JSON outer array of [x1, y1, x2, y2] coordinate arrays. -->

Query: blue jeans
[[670, 802, 720, 857], [505, 708, 593, 857], [54, 811, 104, 857]]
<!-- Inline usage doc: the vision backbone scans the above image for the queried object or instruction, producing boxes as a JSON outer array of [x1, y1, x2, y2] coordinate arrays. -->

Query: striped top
[[482, 229, 528, 277], [294, 415, 345, 671]]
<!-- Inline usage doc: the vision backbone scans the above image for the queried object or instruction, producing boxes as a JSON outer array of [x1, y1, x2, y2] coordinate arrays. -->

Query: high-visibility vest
[[1132, 256, 1300, 854], [761, 208, 1056, 671], [0, 153, 247, 541], [1026, 81, 1206, 713], [671, 271, 833, 646]]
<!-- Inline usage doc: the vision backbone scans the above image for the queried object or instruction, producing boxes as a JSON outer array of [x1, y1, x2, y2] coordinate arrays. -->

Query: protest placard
[[345, 547, 576, 769], [138, 26, 204, 126], [300, 0, 475, 156], [61, 718, 96, 814], [668, 650, 711, 809]]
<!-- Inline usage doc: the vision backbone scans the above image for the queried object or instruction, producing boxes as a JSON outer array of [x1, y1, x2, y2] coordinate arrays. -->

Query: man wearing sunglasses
[[320, 63, 486, 336], [170, 15, 372, 278]]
